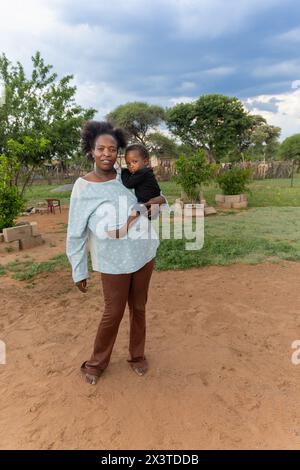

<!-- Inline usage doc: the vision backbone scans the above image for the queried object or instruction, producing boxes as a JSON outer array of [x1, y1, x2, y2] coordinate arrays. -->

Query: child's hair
[[125, 143, 149, 160], [81, 121, 127, 161]]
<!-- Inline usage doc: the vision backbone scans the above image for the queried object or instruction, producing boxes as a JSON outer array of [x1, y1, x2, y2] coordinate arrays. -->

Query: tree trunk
[[205, 148, 216, 163]]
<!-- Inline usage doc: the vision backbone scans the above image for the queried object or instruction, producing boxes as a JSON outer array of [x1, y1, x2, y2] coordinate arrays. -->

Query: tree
[[174, 150, 215, 202], [244, 115, 281, 161], [147, 132, 179, 158], [166, 94, 255, 163], [107, 102, 165, 145], [0, 52, 96, 191], [278, 133, 300, 163]]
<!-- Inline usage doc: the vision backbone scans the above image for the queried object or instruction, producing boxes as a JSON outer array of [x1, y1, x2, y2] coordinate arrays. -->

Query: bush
[[0, 186, 25, 231], [174, 150, 215, 202], [217, 167, 252, 195]]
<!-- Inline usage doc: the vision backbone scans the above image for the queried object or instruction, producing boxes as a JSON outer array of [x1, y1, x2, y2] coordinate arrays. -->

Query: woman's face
[[92, 134, 118, 171]]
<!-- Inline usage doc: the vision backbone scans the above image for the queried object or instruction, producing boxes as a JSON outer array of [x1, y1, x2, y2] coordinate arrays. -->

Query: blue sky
[[1, 0, 300, 139]]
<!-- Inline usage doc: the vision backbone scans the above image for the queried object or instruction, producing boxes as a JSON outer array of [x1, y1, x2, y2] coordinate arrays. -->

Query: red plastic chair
[[46, 198, 61, 214]]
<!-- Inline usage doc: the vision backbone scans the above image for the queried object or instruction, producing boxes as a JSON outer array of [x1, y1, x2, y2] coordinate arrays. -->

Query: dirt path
[[0, 211, 300, 449]]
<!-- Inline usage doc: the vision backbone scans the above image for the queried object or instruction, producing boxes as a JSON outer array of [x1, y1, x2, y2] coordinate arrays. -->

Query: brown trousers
[[82, 258, 155, 376]]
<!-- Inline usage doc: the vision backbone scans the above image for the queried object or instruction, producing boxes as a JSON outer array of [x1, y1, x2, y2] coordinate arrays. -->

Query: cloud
[[1, 0, 300, 138], [244, 88, 300, 140], [252, 60, 300, 78], [276, 27, 300, 43]]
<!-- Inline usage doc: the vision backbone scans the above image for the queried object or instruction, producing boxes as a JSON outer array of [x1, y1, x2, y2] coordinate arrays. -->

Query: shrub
[[217, 167, 252, 195], [174, 150, 215, 202], [0, 186, 25, 231]]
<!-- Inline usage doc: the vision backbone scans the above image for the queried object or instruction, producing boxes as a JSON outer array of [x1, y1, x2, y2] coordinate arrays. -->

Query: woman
[[66, 121, 166, 385]]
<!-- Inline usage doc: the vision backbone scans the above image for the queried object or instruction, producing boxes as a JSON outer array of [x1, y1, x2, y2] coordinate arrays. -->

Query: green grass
[[24, 184, 71, 206], [155, 207, 300, 270], [160, 173, 300, 207], [23, 173, 300, 208], [2, 207, 299, 279], [1, 253, 93, 281], [4, 254, 70, 280], [6, 176, 299, 279]]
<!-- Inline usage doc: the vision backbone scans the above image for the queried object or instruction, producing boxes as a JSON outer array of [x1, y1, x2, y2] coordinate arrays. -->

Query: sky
[[1, 0, 300, 140]]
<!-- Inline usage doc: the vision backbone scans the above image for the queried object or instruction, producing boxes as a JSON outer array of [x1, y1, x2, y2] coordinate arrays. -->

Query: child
[[121, 143, 161, 207], [107, 143, 161, 239]]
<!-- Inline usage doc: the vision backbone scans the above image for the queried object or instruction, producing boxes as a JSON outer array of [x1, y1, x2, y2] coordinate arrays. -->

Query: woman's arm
[[66, 180, 90, 290]]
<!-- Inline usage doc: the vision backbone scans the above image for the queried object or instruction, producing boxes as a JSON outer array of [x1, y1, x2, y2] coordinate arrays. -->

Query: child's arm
[[121, 168, 152, 188]]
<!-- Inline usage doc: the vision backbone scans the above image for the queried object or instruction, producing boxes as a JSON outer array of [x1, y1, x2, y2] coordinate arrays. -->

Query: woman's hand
[[144, 196, 165, 219], [76, 279, 88, 293]]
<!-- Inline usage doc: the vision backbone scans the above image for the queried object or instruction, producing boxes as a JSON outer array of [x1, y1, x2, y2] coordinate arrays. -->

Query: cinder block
[[19, 235, 44, 250], [224, 195, 241, 204], [215, 194, 225, 203], [3, 225, 32, 243], [223, 200, 233, 208], [30, 222, 39, 236], [232, 201, 248, 209], [240, 194, 248, 202], [204, 206, 217, 216]]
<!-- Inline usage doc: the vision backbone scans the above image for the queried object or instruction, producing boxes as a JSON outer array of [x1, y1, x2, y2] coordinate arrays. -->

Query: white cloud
[[168, 96, 195, 106], [0, 0, 134, 79], [244, 88, 300, 140]]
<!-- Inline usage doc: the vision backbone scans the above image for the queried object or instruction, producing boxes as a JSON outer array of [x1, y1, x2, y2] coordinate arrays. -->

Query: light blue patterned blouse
[[66, 171, 164, 282]]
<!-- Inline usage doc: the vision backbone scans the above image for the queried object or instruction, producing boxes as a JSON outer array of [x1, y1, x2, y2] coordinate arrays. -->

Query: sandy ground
[[0, 210, 300, 449]]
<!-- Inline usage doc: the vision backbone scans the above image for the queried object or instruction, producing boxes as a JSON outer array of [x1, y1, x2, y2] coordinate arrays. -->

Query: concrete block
[[215, 194, 225, 203], [30, 222, 39, 236], [204, 206, 217, 216], [224, 195, 241, 204], [223, 200, 233, 208], [19, 235, 44, 250], [3, 225, 32, 243], [232, 201, 248, 209]]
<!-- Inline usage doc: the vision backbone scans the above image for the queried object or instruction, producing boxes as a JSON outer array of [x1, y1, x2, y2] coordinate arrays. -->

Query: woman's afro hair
[[80, 120, 127, 159]]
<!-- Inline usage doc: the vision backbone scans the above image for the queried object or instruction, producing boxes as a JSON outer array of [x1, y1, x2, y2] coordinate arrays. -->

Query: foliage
[[278, 133, 300, 162], [0, 155, 24, 230], [243, 115, 281, 161], [147, 132, 179, 158], [166, 94, 255, 163], [217, 167, 252, 195], [107, 102, 165, 144], [0, 51, 96, 192], [174, 150, 215, 202]]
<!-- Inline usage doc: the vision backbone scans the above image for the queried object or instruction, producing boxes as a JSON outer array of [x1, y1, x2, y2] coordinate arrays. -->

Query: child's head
[[125, 144, 149, 173]]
